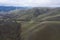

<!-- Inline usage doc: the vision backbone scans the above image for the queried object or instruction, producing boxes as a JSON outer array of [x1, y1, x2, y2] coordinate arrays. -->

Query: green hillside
[[0, 7, 60, 40]]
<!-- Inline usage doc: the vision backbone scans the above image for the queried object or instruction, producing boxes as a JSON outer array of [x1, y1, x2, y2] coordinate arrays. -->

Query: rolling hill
[[0, 7, 60, 40]]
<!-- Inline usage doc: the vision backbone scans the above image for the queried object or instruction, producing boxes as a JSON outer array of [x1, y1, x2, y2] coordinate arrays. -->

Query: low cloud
[[0, 0, 60, 7]]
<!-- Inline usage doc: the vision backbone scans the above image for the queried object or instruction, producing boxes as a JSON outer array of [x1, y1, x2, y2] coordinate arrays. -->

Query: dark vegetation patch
[[0, 20, 21, 40]]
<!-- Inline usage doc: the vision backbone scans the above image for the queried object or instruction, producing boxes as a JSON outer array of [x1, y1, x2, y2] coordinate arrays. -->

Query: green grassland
[[0, 7, 60, 40]]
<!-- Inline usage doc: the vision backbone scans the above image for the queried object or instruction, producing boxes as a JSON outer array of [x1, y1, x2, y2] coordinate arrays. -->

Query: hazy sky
[[0, 0, 60, 7]]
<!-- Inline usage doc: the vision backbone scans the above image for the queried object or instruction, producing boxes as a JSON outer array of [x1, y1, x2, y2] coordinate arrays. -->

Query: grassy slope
[[7, 7, 60, 40], [20, 8, 60, 40], [28, 21, 60, 40]]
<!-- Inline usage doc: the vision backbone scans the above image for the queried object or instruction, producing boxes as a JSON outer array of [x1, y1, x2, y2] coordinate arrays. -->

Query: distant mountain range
[[0, 6, 28, 12]]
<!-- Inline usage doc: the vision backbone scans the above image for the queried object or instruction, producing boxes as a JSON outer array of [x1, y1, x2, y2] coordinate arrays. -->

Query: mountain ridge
[[0, 6, 29, 12]]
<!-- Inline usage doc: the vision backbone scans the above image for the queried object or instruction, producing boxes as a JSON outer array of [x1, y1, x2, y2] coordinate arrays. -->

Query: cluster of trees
[[0, 16, 21, 40]]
